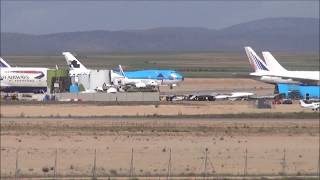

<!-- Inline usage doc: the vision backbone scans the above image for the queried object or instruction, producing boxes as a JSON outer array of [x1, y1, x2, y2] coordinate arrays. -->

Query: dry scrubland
[[4, 52, 319, 78], [1, 118, 319, 178], [160, 78, 273, 95]]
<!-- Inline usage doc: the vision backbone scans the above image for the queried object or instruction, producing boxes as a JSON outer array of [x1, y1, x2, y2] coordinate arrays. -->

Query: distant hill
[[1, 17, 319, 55]]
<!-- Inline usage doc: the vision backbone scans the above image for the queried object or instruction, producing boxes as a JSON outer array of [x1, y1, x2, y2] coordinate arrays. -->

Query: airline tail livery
[[244, 47, 319, 85], [0, 57, 11, 68]]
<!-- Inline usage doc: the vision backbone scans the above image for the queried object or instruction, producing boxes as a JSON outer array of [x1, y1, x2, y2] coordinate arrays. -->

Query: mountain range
[[1, 17, 319, 55]]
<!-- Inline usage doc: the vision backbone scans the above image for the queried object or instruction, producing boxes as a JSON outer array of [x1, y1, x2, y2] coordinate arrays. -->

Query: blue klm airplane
[[115, 65, 184, 88]]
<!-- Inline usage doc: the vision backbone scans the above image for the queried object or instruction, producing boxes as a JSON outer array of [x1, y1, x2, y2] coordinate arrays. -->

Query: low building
[[276, 83, 320, 99]]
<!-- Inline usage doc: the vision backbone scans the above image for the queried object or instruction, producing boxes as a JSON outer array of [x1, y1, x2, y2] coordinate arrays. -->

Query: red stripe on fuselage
[[11, 71, 43, 74]]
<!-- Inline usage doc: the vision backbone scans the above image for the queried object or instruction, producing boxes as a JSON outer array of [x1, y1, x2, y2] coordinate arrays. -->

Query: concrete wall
[[55, 92, 159, 102]]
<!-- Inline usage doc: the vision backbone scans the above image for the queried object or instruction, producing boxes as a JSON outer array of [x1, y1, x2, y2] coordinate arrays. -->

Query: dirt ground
[[0, 78, 292, 118], [0, 78, 311, 117], [0, 101, 313, 118], [160, 78, 273, 95], [1, 78, 319, 178], [1, 118, 319, 178]]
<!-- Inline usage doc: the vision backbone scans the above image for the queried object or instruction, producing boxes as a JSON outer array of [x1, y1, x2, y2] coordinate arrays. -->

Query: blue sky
[[1, 1, 319, 34]]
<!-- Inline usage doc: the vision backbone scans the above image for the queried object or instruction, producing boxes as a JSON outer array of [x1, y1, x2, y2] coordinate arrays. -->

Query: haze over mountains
[[1, 17, 319, 55]]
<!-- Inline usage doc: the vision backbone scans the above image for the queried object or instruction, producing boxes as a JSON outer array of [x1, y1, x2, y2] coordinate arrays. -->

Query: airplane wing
[[269, 74, 318, 85], [278, 76, 319, 85], [250, 72, 319, 85]]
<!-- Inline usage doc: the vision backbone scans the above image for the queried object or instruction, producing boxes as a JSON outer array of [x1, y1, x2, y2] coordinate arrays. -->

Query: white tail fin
[[262, 51, 287, 72], [118, 65, 127, 78], [244, 47, 269, 72], [62, 52, 88, 71], [299, 100, 306, 107], [0, 57, 11, 68]]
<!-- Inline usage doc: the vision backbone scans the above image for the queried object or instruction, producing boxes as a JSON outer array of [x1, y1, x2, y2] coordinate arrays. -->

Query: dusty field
[[0, 102, 314, 118], [0, 78, 278, 118], [1, 118, 319, 178], [0, 78, 307, 118], [160, 78, 274, 95], [0, 78, 282, 118], [1, 78, 319, 178], [0, 100, 314, 118]]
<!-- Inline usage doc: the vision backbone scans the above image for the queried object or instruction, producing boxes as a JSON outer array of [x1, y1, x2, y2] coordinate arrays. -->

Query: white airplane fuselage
[[0, 67, 47, 93]]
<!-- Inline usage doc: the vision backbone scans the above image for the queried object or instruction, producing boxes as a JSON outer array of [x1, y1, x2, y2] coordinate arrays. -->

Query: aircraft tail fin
[[0, 57, 11, 68], [262, 51, 287, 72], [118, 65, 127, 78], [62, 52, 88, 71], [244, 46, 269, 72], [299, 100, 307, 107]]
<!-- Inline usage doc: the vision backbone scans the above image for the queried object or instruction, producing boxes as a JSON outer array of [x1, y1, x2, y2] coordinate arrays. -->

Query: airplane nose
[[170, 72, 184, 81], [176, 73, 184, 81]]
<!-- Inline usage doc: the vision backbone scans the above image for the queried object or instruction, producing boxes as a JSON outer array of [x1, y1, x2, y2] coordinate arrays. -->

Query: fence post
[[244, 148, 248, 177], [54, 148, 58, 178], [204, 148, 208, 179], [318, 151, 320, 177], [281, 148, 286, 176], [129, 148, 134, 177], [15, 148, 19, 179], [92, 149, 97, 179], [166, 148, 172, 180]]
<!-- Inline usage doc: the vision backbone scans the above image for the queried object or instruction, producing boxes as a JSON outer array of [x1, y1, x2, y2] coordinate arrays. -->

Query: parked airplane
[[117, 65, 158, 88], [244, 47, 320, 85], [215, 92, 254, 101], [188, 92, 218, 101], [299, 100, 319, 111], [114, 67, 184, 88], [0, 57, 47, 93]]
